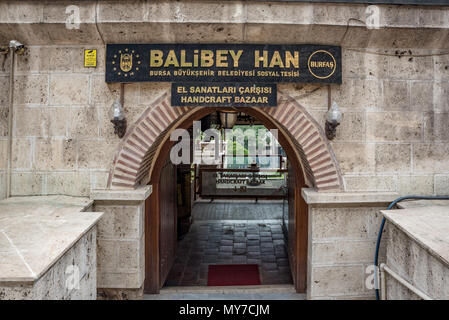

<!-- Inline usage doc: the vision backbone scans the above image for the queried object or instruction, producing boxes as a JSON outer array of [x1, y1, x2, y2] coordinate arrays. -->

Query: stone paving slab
[[165, 219, 292, 287], [192, 201, 285, 220]]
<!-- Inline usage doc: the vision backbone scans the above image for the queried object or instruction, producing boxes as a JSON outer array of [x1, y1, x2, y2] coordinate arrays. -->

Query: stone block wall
[[303, 190, 395, 299], [93, 200, 145, 291], [0, 0, 448, 299], [0, 1, 447, 199], [281, 47, 449, 196], [0, 45, 120, 199], [308, 205, 387, 299], [0, 227, 97, 300], [385, 223, 449, 299], [1, 45, 448, 198], [0, 43, 172, 199], [90, 187, 151, 298]]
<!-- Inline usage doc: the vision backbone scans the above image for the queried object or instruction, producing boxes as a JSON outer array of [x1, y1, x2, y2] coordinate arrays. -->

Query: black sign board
[[171, 83, 277, 107], [106, 44, 341, 84]]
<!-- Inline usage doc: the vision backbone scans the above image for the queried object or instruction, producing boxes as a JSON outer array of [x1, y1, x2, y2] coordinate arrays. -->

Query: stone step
[[144, 284, 306, 300]]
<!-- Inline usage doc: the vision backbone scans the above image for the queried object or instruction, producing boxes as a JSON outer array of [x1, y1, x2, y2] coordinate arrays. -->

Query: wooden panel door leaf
[[287, 160, 297, 283], [159, 161, 177, 287]]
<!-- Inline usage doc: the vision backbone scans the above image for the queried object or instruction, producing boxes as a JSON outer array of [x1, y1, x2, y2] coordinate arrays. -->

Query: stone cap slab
[[0, 1, 448, 47], [0, 195, 93, 210], [0, 196, 103, 283], [302, 188, 398, 204], [90, 185, 152, 201], [397, 199, 449, 209], [382, 205, 449, 266]]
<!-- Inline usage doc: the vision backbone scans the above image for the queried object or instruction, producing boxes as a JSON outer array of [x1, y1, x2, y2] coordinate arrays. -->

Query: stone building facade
[[0, 0, 448, 299]]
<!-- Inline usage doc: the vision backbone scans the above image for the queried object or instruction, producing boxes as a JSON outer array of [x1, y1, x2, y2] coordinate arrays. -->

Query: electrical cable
[[340, 17, 449, 57]]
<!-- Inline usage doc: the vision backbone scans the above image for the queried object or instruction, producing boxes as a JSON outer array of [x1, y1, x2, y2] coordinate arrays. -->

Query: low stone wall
[[90, 187, 396, 299], [91, 186, 151, 299], [303, 189, 397, 299], [0, 227, 97, 300], [385, 221, 449, 299]]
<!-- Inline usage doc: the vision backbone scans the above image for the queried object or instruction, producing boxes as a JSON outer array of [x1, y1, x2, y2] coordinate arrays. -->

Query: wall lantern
[[109, 98, 127, 138], [219, 111, 238, 129], [325, 101, 342, 140]]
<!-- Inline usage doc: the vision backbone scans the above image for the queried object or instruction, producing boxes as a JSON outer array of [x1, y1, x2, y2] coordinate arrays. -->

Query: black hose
[[375, 195, 449, 300]]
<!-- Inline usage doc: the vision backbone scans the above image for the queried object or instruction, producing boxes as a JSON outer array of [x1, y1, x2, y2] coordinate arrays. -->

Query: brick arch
[[107, 90, 343, 191]]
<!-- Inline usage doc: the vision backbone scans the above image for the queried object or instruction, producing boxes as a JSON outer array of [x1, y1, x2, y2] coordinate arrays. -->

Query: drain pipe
[[5, 40, 25, 198], [374, 195, 449, 300], [379, 263, 432, 300], [5, 45, 15, 198]]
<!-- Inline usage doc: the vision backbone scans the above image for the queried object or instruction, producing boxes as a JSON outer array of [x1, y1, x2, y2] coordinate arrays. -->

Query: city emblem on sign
[[111, 48, 142, 78], [120, 53, 133, 72]]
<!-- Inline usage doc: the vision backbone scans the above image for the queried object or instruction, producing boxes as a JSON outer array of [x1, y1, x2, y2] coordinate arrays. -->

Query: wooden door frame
[[144, 107, 308, 294]]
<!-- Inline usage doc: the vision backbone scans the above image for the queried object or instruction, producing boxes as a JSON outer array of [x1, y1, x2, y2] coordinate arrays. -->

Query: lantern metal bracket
[[325, 120, 340, 140], [111, 118, 127, 138]]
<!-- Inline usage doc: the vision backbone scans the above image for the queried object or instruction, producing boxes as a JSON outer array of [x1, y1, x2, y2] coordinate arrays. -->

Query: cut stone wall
[[303, 189, 396, 299], [1, 44, 448, 197], [90, 186, 151, 297], [0, 0, 448, 299], [308, 206, 385, 299], [280, 46, 449, 195], [0, 45, 120, 199], [1, 1, 448, 48], [0, 1, 448, 199], [94, 200, 145, 290], [0, 227, 97, 300], [385, 223, 449, 299]]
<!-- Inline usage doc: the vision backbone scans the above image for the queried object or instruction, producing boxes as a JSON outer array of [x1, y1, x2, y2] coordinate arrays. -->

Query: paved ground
[[192, 200, 286, 220], [164, 218, 293, 287]]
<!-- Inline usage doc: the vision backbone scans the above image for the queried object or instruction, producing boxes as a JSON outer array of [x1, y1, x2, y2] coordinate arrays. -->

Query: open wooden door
[[286, 160, 308, 293], [287, 160, 297, 284], [158, 160, 177, 288]]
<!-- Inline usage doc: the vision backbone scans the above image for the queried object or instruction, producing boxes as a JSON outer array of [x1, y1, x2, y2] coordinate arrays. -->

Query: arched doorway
[[145, 107, 308, 293], [107, 90, 343, 295]]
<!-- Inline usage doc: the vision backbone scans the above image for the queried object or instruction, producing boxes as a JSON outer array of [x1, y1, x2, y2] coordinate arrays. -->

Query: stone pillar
[[302, 188, 398, 300], [90, 185, 152, 300]]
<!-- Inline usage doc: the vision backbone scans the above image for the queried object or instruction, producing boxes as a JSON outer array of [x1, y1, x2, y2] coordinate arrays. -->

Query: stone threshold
[[195, 199, 285, 203], [144, 284, 306, 300], [160, 284, 298, 294]]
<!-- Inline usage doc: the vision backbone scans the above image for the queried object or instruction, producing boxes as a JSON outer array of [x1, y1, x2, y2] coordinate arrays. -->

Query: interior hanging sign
[[105, 44, 341, 84]]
